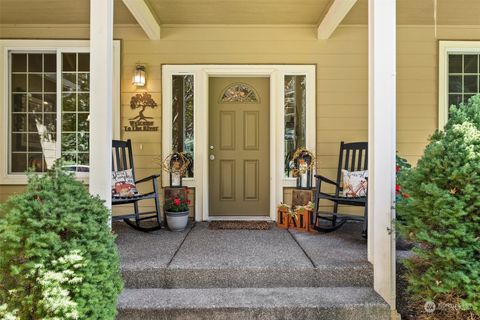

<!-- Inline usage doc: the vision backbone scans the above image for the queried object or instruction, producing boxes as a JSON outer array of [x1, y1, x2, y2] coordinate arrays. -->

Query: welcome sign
[[124, 92, 159, 132]]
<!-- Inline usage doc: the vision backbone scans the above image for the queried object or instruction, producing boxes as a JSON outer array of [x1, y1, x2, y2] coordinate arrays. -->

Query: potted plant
[[165, 189, 190, 231]]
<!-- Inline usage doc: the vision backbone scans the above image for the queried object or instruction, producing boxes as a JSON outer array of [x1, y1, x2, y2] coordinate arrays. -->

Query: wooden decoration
[[292, 189, 314, 207], [277, 208, 291, 229], [292, 208, 312, 232], [164, 187, 187, 202]]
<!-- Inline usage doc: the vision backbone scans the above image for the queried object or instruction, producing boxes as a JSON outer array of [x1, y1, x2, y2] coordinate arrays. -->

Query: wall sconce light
[[132, 65, 146, 87]]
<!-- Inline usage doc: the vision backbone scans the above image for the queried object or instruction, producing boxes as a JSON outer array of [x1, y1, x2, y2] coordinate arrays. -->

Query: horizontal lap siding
[[1, 24, 480, 219], [396, 25, 480, 166], [121, 25, 369, 218]]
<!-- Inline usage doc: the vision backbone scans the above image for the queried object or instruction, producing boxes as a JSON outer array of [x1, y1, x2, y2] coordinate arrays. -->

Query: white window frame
[[162, 65, 316, 221], [0, 40, 121, 184], [439, 41, 480, 128]]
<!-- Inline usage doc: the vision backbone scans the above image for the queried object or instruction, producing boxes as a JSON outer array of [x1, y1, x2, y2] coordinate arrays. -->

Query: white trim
[[438, 41, 480, 128], [368, 0, 397, 309], [207, 216, 273, 221], [317, 0, 358, 40], [89, 0, 114, 210], [122, 0, 161, 40], [0, 39, 121, 185], [162, 65, 316, 222]]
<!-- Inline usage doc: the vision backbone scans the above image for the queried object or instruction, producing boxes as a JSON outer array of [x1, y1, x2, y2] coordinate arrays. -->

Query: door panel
[[219, 160, 235, 201], [220, 111, 235, 150], [209, 77, 270, 216], [244, 111, 259, 150]]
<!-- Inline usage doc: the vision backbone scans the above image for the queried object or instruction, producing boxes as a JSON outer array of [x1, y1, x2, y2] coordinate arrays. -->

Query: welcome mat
[[208, 221, 271, 230]]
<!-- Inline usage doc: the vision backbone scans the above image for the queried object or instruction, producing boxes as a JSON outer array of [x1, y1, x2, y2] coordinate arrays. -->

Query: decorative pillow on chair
[[112, 169, 139, 197], [341, 169, 368, 197]]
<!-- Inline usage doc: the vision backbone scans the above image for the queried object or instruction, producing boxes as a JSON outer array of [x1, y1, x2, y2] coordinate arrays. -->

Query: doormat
[[208, 221, 271, 230]]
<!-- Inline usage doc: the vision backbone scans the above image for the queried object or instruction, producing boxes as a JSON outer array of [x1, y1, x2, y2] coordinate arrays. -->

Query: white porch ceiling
[[0, 0, 479, 26]]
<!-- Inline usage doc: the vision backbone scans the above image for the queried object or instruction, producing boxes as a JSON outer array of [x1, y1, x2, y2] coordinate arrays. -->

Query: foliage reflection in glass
[[172, 75, 194, 177], [284, 75, 306, 177]]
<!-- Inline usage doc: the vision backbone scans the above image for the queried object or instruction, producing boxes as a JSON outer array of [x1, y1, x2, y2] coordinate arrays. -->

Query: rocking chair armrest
[[314, 174, 338, 187], [135, 174, 161, 184]]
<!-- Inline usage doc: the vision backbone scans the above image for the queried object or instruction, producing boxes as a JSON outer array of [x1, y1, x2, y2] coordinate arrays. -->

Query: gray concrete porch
[[115, 221, 372, 288], [115, 221, 390, 319]]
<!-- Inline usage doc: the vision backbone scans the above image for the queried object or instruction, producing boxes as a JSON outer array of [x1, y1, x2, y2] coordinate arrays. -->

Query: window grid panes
[[10, 52, 57, 173], [448, 54, 480, 112], [61, 52, 90, 168], [172, 75, 194, 177], [284, 75, 306, 177]]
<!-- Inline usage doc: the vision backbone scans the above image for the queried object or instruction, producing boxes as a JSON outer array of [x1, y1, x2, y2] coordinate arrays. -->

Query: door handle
[[209, 155, 215, 160]]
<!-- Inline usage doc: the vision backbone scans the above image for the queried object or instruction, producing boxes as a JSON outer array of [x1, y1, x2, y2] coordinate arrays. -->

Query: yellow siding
[[1, 24, 480, 218]]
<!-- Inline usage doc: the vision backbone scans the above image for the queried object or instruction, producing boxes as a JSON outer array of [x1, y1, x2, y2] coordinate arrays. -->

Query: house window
[[447, 54, 479, 110], [439, 41, 480, 127], [284, 75, 306, 177], [9, 51, 90, 174], [1, 40, 121, 183], [61, 53, 90, 171], [10, 53, 57, 173], [172, 74, 194, 177]]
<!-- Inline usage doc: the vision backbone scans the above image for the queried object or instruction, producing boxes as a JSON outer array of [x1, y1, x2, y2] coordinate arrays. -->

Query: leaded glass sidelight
[[220, 83, 259, 103], [448, 54, 480, 113], [284, 75, 306, 178], [172, 74, 194, 177]]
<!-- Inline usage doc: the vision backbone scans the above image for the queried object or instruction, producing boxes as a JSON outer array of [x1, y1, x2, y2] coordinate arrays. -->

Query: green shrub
[[0, 163, 123, 319], [397, 95, 480, 317]]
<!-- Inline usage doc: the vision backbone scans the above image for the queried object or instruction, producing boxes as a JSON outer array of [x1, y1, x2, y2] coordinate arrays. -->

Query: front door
[[208, 77, 270, 216]]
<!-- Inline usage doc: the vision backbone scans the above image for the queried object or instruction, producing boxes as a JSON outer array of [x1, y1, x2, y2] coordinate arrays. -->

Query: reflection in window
[[284, 75, 306, 177], [220, 83, 259, 103], [8, 51, 90, 174], [172, 75, 194, 177], [448, 54, 479, 114], [61, 52, 90, 169], [10, 53, 57, 173]]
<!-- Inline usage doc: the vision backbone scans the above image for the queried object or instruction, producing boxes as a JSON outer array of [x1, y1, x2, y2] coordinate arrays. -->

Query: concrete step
[[122, 264, 372, 289], [116, 287, 390, 320]]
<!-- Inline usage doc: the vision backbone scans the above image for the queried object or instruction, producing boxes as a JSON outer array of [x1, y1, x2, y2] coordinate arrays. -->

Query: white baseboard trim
[[207, 216, 272, 221]]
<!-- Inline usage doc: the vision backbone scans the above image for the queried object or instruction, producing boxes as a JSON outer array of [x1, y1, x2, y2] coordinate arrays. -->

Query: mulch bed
[[208, 221, 271, 230]]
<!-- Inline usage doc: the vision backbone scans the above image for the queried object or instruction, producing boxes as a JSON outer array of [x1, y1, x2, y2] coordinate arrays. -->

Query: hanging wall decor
[[124, 92, 159, 132], [291, 148, 316, 189]]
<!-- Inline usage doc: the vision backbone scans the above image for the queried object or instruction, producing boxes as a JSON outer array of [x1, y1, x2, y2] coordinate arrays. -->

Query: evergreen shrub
[[397, 95, 480, 318], [0, 163, 123, 319]]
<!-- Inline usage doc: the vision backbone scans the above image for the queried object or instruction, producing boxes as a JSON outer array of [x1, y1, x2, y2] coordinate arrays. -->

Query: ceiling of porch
[[0, 0, 479, 26]]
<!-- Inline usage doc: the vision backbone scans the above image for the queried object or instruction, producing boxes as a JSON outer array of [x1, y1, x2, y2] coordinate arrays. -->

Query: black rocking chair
[[312, 141, 368, 236], [112, 139, 163, 232]]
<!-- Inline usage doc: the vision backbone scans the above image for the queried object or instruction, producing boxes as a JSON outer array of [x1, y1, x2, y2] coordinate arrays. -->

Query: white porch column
[[368, 0, 397, 309], [89, 0, 114, 210]]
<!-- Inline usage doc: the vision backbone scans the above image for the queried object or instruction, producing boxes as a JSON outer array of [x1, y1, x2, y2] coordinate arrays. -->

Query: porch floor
[[114, 221, 372, 288], [114, 221, 391, 319]]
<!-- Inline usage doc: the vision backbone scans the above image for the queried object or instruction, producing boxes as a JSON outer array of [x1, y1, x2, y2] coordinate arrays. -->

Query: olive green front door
[[208, 77, 270, 216]]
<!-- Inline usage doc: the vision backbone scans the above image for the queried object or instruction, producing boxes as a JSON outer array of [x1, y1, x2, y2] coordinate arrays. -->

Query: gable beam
[[122, 0, 160, 40], [317, 0, 358, 39]]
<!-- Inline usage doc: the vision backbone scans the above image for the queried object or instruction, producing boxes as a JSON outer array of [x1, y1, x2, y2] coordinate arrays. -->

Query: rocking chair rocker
[[111, 139, 163, 232], [312, 141, 368, 236]]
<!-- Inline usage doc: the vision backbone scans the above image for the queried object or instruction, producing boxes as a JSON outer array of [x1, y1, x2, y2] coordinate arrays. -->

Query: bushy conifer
[[0, 163, 123, 319], [398, 95, 480, 317]]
